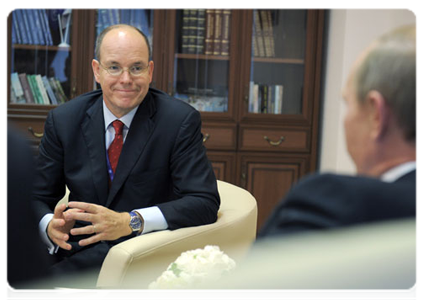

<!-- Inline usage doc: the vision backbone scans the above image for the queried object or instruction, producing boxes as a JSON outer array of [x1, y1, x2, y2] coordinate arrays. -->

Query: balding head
[[95, 24, 151, 62]]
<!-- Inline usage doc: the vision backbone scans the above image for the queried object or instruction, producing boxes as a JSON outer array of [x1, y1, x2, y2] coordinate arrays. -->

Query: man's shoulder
[[292, 171, 415, 201], [149, 88, 197, 115], [51, 89, 103, 116]]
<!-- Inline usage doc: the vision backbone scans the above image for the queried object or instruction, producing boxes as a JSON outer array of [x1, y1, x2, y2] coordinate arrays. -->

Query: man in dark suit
[[32, 24, 220, 278], [259, 25, 416, 237], [8, 126, 53, 288]]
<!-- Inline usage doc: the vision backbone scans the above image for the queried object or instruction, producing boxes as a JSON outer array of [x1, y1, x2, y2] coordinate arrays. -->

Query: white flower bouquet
[[149, 245, 236, 289]]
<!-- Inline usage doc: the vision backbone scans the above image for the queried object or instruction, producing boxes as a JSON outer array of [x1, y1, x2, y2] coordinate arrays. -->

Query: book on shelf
[[181, 9, 205, 54], [34, 75, 50, 104], [253, 10, 265, 57], [39, 9, 53, 45], [49, 77, 68, 104], [220, 10, 231, 56], [12, 9, 54, 46], [252, 10, 276, 58], [181, 9, 231, 56], [212, 10, 222, 55], [248, 82, 284, 114], [27, 75, 43, 104], [42, 76, 58, 105], [195, 9, 206, 54], [204, 9, 215, 55], [10, 72, 67, 105], [10, 73, 25, 104], [266, 11, 276, 57], [25, 10, 39, 45], [18, 73, 35, 104], [11, 11, 20, 44], [260, 10, 275, 57], [14, 9, 29, 44]]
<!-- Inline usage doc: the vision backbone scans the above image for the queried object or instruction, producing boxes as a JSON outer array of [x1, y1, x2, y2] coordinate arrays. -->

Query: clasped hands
[[47, 202, 132, 251]]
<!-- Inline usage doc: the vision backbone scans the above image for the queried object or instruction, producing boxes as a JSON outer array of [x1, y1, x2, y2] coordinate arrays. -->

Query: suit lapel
[[106, 93, 157, 207], [81, 96, 109, 205]]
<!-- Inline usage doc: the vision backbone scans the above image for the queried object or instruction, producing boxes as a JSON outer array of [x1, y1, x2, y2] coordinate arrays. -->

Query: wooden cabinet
[[162, 9, 325, 230], [238, 153, 309, 229], [7, 9, 325, 231]]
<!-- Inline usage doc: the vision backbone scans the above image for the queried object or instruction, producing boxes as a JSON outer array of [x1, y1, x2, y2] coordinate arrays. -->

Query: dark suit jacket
[[33, 88, 220, 254], [8, 126, 52, 287], [258, 171, 416, 238]]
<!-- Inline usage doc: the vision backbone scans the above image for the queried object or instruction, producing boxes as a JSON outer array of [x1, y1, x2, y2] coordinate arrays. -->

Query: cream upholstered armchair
[[95, 180, 258, 288]]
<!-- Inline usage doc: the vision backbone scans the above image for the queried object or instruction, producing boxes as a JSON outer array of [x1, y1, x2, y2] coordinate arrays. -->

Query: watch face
[[130, 212, 142, 231]]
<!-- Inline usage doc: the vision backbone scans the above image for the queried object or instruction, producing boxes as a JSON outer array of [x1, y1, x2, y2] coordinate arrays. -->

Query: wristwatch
[[129, 211, 143, 234]]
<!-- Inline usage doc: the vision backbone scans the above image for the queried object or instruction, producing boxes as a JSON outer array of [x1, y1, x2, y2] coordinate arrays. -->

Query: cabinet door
[[238, 154, 308, 231], [206, 151, 236, 184], [8, 9, 95, 142], [163, 9, 240, 121], [9, 9, 77, 106], [238, 10, 324, 126]]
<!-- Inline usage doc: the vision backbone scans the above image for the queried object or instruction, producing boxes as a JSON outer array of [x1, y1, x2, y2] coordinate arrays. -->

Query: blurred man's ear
[[366, 90, 390, 141], [92, 59, 101, 84]]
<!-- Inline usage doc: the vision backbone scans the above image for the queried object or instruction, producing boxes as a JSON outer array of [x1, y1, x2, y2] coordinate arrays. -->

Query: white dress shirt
[[380, 161, 416, 183], [39, 100, 168, 254]]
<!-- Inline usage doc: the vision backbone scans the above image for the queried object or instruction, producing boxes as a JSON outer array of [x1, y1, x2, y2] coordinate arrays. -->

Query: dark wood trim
[[309, 9, 326, 172]]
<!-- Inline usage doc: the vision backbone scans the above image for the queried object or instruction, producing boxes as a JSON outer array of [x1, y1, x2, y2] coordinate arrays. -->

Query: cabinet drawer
[[8, 116, 46, 140], [239, 127, 310, 152], [201, 125, 236, 150]]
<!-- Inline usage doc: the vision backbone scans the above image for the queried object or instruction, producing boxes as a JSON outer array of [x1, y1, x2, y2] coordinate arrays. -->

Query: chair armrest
[[97, 181, 257, 288]]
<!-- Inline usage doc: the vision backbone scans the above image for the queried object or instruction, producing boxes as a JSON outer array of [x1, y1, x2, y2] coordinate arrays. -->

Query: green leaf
[[170, 263, 182, 277]]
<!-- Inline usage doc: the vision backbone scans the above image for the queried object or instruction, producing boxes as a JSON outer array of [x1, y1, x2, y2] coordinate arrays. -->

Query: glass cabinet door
[[95, 9, 154, 51], [247, 10, 307, 115], [171, 9, 233, 113], [9, 9, 73, 105]]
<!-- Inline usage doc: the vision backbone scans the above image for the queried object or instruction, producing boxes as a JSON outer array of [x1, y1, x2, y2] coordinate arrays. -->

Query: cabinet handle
[[203, 133, 210, 143], [263, 135, 285, 146], [28, 127, 44, 138]]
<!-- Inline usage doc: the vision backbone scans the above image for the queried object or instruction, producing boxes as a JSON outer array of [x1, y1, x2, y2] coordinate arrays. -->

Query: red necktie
[[108, 120, 124, 176]]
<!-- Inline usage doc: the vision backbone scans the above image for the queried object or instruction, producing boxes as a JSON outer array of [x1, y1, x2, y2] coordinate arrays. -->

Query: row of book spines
[[181, 9, 231, 56], [253, 10, 276, 58], [12, 9, 54, 46], [96, 9, 151, 37], [249, 82, 284, 114], [10, 73, 68, 105]]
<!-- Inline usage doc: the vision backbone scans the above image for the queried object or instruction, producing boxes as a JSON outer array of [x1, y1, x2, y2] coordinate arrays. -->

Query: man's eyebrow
[[104, 60, 120, 65]]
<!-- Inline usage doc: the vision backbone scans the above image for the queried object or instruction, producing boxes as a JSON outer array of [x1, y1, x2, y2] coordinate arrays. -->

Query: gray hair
[[94, 24, 151, 62], [354, 25, 416, 142]]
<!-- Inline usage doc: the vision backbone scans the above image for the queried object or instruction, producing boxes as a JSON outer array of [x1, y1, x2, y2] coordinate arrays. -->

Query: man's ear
[[366, 90, 390, 140], [92, 59, 101, 84], [148, 60, 154, 84]]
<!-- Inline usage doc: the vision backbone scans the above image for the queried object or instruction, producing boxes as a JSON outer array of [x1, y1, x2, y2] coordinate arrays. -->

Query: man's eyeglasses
[[97, 60, 149, 77]]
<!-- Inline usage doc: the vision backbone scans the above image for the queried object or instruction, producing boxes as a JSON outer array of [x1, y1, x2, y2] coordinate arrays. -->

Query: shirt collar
[[380, 161, 416, 183], [103, 100, 139, 130]]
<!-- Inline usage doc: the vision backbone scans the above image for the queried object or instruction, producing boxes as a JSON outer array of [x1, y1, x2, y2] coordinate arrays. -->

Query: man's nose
[[119, 69, 133, 82]]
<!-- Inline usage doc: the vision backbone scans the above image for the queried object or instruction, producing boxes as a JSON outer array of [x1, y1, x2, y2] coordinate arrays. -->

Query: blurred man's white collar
[[380, 161, 416, 183]]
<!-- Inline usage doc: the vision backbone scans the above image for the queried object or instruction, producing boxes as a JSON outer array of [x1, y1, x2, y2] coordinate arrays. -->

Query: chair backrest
[[96, 180, 258, 288]]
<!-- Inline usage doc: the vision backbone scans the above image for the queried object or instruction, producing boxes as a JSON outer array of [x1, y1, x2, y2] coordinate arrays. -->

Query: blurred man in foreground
[[259, 24, 415, 237]]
